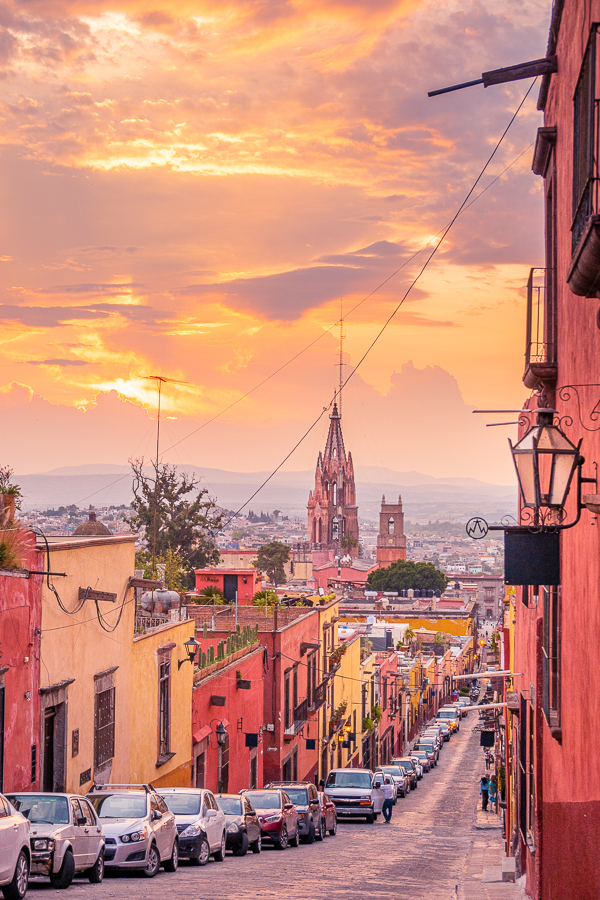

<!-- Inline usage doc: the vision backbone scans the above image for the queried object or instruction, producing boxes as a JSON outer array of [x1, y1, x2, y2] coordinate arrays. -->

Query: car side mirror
[[283, 803, 293, 811], [205, 809, 218, 818], [152, 810, 162, 821], [76, 816, 86, 826]]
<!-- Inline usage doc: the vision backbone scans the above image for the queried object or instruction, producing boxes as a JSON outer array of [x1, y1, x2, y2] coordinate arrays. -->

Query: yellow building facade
[[39, 534, 194, 793]]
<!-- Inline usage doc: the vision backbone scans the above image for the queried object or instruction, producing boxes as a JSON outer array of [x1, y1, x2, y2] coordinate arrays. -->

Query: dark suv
[[264, 782, 321, 843]]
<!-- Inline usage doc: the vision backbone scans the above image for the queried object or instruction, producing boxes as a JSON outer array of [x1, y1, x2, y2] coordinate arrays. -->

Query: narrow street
[[37, 716, 524, 900]]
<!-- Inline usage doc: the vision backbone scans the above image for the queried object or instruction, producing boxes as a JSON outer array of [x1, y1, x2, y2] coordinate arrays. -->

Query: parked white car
[[0, 794, 30, 900], [6, 792, 104, 889], [87, 784, 177, 878], [160, 788, 226, 865], [324, 769, 384, 823]]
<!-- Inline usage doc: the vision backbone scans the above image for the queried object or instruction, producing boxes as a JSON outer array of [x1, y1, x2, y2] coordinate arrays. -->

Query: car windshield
[[380, 767, 405, 776], [217, 798, 242, 815], [7, 795, 69, 825], [325, 771, 372, 789], [89, 794, 147, 819], [161, 793, 202, 815], [395, 760, 414, 770], [282, 789, 309, 806], [244, 792, 281, 810], [412, 752, 427, 758]]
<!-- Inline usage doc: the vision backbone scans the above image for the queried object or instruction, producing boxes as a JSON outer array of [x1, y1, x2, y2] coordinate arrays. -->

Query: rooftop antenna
[[143, 375, 189, 578]]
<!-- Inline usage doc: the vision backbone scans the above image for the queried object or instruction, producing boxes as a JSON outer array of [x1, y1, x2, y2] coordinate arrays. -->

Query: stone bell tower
[[376, 494, 406, 566]]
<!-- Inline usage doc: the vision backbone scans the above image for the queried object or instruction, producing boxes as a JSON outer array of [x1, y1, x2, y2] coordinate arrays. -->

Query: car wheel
[[365, 813, 374, 824], [232, 833, 249, 857], [193, 837, 210, 866], [303, 821, 315, 844], [2, 850, 29, 900], [275, 825, 288, 850], [315, 817, 326, 841], [213, 832, 226, 862], [288, 826, 299, 848], [163, 839, 178, 872], [142, 844, 160, 878], [86, 849, 104, 884], [328, 818, 337, 837], [250, 835, 262, 854], [50, 849, 75, 889]]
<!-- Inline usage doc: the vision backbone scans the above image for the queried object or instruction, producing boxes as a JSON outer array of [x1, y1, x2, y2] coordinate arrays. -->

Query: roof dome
[[73, 510, 112, 537]]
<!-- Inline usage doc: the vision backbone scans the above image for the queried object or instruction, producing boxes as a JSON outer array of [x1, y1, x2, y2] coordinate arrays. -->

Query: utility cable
[[60, 137, 535, 516], [218, 79, 538, 524], [161, 139, 535, 459]]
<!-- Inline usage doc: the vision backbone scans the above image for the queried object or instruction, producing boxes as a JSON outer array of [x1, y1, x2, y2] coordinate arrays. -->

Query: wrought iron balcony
[[309, 680, 327, 712], [284, 699, 309, 738], [523, 268, 557, 391], [568, 34, 600, 297]]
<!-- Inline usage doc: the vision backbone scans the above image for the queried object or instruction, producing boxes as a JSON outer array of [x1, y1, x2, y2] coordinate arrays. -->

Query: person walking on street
[[381, 777, 395, 823], [480, 775, 489, 811], [485, 750, 492, 770], [488, 778, 497, 813]]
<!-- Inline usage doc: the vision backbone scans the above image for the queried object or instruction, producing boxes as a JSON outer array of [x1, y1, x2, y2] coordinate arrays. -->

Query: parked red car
[[241, 790, 299, 851], [317, 792, 337, 839]]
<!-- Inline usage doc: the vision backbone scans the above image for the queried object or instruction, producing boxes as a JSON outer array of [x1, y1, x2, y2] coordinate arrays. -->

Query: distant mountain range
[[16, 463, 516, 524]]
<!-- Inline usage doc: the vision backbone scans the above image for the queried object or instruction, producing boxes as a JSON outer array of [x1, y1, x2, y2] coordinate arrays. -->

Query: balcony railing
[[309, 680, 327, 712], [284, 698, 309, 737], [523, 268, 556, 391]]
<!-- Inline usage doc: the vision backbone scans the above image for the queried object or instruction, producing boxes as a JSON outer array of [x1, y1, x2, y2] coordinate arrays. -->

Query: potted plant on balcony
[[328, 642, 347, 669], [371, 704, 382, 725], [0, 466, 22, 524], [329, 700, 348, 731], [362, 716, 373, 733]]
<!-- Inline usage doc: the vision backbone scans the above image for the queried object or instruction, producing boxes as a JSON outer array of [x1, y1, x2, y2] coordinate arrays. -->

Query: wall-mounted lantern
[[509, 409, 581, 511], [178, 636, 200, 670]]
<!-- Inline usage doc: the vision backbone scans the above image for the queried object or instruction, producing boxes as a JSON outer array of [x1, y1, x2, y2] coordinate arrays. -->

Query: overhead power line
[[219, 79, 538, 526]]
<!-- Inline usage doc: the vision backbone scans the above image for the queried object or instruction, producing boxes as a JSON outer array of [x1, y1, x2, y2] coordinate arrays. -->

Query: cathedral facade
[[307, 403, 359, 555]]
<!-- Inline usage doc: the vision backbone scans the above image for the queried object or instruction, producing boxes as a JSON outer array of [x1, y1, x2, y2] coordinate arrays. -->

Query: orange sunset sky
[[0, 0, 551, 483]]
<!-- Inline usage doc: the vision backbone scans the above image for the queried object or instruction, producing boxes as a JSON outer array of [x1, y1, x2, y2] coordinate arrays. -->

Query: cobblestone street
[[26, 716, 526, 900]]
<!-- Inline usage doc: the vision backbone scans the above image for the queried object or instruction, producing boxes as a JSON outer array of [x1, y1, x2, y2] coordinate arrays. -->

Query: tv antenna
[[143, 375, 189, 576]]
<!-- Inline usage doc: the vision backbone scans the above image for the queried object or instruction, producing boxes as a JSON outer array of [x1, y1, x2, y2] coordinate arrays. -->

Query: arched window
[[318, 519, 322, 543], [388, 517, 395, 535], [332, 482, 337, 505], [333, 447, 337, 458], [332, 517, 339, 541]]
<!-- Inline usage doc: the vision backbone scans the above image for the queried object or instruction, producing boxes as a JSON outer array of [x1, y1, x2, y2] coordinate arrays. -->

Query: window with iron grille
[[572, 26, 599, 251], [158, 659, 171, 757], [94, 688, 115, 769], [542, 586, 561, 730], [31, 744, 37, 784]]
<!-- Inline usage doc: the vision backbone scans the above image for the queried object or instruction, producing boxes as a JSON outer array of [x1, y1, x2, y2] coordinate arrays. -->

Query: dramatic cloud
[[0, 0, 550, 481]]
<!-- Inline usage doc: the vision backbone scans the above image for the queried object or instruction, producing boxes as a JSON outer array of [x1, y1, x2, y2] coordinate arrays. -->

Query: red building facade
[[307, 403, 359, 555], [0, 537, 43, 792], [194, 567, 261, 604], [207, 607, 321, 785], [507, 5, 600, 898], [191, 644, 264, 793]]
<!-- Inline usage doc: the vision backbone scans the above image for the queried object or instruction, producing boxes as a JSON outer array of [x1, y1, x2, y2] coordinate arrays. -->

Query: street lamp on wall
[[509, 409, 582, 512], [178, 636, 200, 670], [215, 721, 228, 746]]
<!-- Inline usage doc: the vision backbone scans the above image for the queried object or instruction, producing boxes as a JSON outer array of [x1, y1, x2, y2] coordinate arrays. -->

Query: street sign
[[466, 517, 489, 539]]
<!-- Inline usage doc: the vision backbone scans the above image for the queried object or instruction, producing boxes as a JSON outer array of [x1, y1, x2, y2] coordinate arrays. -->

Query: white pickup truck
[[324, 769, 384, 824]]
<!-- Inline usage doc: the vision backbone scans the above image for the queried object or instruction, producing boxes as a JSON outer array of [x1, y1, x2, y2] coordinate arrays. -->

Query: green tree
[[126, 459, 224, 588], [255, 541, 290, 586], [341, 533, 358, 552], [366, 559, 447, 593], [252, 589, 278, 607], [135, 547, 186, 592]]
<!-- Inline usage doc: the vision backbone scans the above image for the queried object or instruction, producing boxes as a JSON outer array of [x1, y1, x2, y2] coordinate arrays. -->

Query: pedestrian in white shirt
[[381, 777, 395, 823]]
